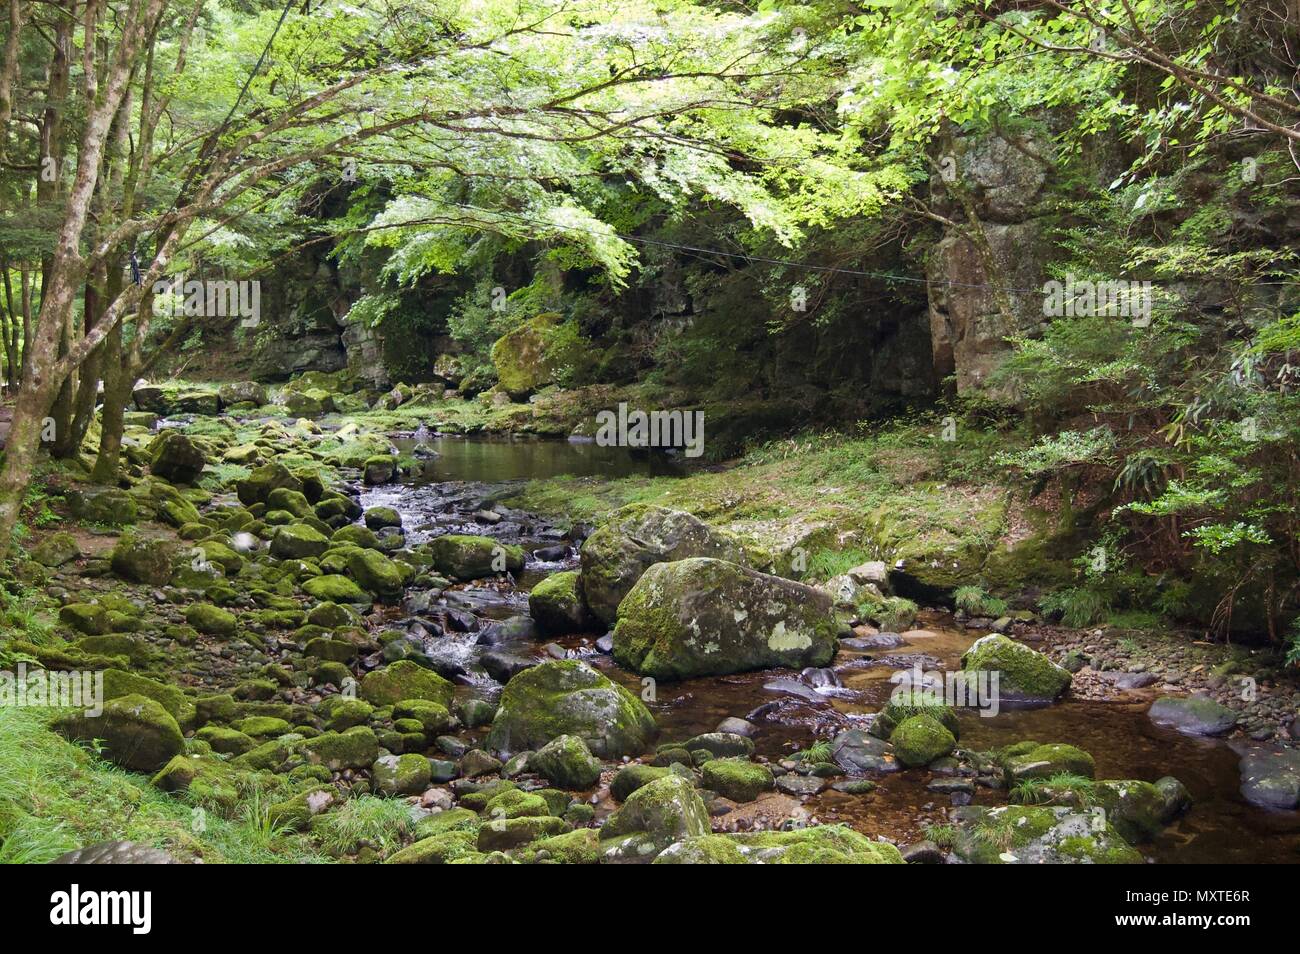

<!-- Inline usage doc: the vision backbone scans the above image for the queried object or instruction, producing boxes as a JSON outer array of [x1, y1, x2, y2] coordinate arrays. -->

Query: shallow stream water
[[368, 435, 1300, 863]]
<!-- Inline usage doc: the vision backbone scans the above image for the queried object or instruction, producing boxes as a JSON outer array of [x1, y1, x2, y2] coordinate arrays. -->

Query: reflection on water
[[392, 436, 686, 483]]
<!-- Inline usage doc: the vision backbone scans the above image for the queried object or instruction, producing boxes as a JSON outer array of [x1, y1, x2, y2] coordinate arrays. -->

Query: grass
[[953, 585, 1009, 618], [0, 707, 327, 864], [794, 739, 833, 764], [313, 795, 416, 859], [1010, 772, 1098, 807], [923, 823, 959, 850]]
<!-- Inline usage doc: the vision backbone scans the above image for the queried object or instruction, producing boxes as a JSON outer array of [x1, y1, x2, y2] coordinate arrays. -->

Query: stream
[[362, 434, 1300, 863]]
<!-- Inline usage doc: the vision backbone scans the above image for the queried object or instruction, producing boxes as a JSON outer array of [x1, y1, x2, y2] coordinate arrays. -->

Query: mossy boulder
[[266, 786, 337, 831], [69, 486, 137, 526], [53, 694, 184, 773], [102, 669, 185, 718], [32, 531, 81, 567], [301, 726, 379, 770], [1001, 742, 1095, 782], [236, 462, 303, 506], [600, 774, 710, 861], [359, 660, 454, 707], [185, 603, 238, 638], [489, 312, 571, 398], [890, 715, 957, 768], [1148, 696, 1238, 736], [387, 830, 479, 864], [528, 734, 602, 789], [701, 758, 775, 802], [110, 532, 175, 585], [195, 726, 257, 756], [302, 574, 369, 603], [346, 548, 404, 599], [270, 523, 330, 560], [59, 603, 109, 635], [655, 825, 905, 864], [483, 788, 550, 819], [611, 764, 672, 801], [266, 487, 313, 519], [953, 805, 1142, 864], [870, 690, 960, 741], [528, 571, 590, 634], [959, 634, 1071, 704], [613, 557, 837, 680], [580, 504, 748, 625], [147, 430, 206, 484], [486, 659, 655, 758], [332, 524, 379, 549], [429, 534, 525, 581], [364, 506, 402, 530], [149, 754, 244, 810], [363, 455, 397, 485], [476, 815, 570, 852], [372, 753, 433, 796], [521, 827, 600, 864], [391, 699, 454, 735]]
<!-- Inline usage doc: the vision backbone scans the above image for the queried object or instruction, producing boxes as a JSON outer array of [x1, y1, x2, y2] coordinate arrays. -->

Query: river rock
[[654, 826, 903, 864], [528, 734, 602, 789], [891, 714, 957, 768], [601, 774, 710, 861], [528, 570, 591, 634], [612, 557, 838, 679], [952, 805, 1141, 864], [1231, 741, 1300, 809], [429, 534, 525, 580], [52, 694, 184, 773], [959, 634, 1071, 704], [52, 841, 178, 865], [485, 659, 655, 758], [830, 729, 899, 775], [1148, 695, 1238, 736], [579, 504, 747, 625], [147, 430, 206, 484]]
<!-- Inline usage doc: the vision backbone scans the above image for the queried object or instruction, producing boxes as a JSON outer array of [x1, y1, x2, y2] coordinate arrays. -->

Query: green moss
[[960, 634, 1072, 702], [889, 715, 957, 768], [700, 759, 774, 802], [359, 661, 454, 707]]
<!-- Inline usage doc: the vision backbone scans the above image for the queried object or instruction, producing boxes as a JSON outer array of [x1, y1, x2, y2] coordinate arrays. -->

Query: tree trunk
[[91, 320, 128, 484]]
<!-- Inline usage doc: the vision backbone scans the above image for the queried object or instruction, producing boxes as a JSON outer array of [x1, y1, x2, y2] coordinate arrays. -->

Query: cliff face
[[925, 129, 1054, 398]]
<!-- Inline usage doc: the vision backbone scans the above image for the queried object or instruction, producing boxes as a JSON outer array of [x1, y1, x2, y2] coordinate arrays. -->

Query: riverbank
[[1, 378, 1298, 864]]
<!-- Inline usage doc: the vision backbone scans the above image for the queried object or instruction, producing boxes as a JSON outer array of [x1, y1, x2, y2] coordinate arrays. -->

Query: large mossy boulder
[[869, 690, 960, 741], [655, 826, 905, 864], [52, 694, 184, 773], [1000, 741, 1095, 782], [890, 715, 957, 768], [301, 726, 379, 771], [32, 531, 81, 567], [270, 523, 330, 560], [612, 557, 837, 680], [359, 660, 455, 707], [69, 486, 137, 526], [701, 758, 775, 802], [600, 773, 710, 861], [952, 805, 1142, 864], [218, 380, 269, 407], [486, 659, 655, 758], [580, 504, 748, 625], [147, 430, 206, 484], [429, 534, 525, 581], [959, 634, 1071, 704], [346, 548, 404, 599], [235, 462, 302, 506], [302, 574, 369, 603], [372, 753, 433, 796], [110, 532, 175, 585], [528, 570, 590, 634], [528, 734, 602, 789], [489, 312, 575, 398]]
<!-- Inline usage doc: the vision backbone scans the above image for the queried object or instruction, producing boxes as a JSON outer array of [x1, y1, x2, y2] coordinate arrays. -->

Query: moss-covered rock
[[953, 805, 1142, 864], [346, 548, 404, 599], [611, 764, 671, 801], [613, 557, 838, 680], [528, 570, 591, 634], [102, 669, 185, 718], [476, 815, 570, 852], [869, 690, 960, 741], [1001, 742, 1095, 782], [655, 825, 905, 864], [600, 774, 711, 861], [150, 753, 245, 811], [360, 660, 455, 707], [53, 694, 184, 773], [236, 462, 302, 506], [332, 524, 380, 549], [185, 602, 238, 638], [960, 634, 1071, 704], [148, 430, 206, 484], [364, 506, 402, 530], [701, 758, 775, 802], [266, 785, 337, 830], [579, 504, 748, 625], [520, 827, 600, 864], [69, 486, 137, 526], [490, 312, 572, 397], [32, 531, 81, 567], [270, 523, 330, 560], [372, 753, 433, 796], [890, 715, 957, 768], [301, 726, 379, 770], [195, 725, 257, 755], [387, 830, 479, 864], [486, 659, 655, 758], [528, 734, 602, 789], [59, 603, 109, 635], [110, 532, 175, 585], [1148, 696, 1238, 736], [302, 574, 369, 603], [429, 534, 525, 581], [483, 788, 550, 819]]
